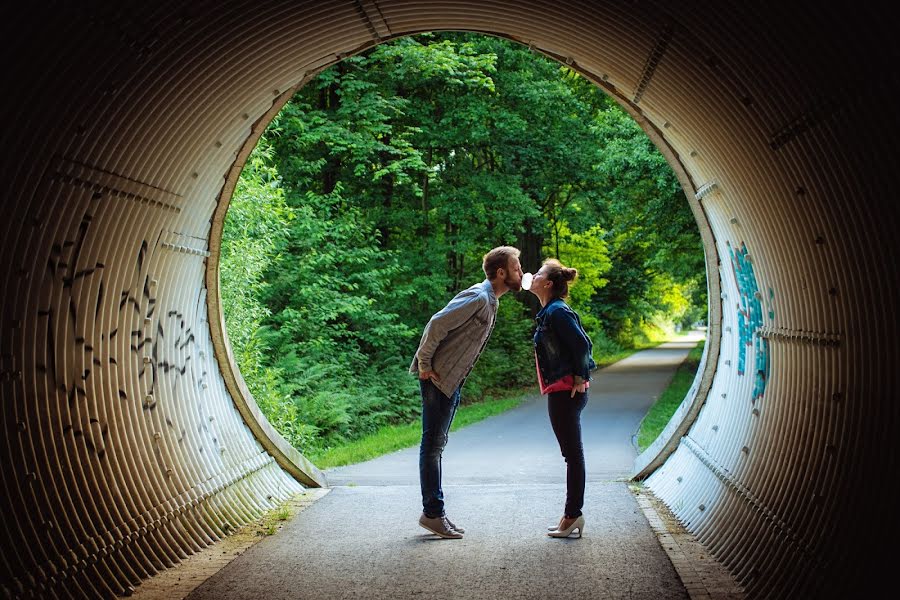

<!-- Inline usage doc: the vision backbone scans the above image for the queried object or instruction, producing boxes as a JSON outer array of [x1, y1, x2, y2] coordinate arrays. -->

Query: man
[[410, 246, 524, 538]]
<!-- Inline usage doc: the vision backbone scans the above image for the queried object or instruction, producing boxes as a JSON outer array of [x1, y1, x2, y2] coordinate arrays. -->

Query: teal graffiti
[[727, 242, 772, 401]]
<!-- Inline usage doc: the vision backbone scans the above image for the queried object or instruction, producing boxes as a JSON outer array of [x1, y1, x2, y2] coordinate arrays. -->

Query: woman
[[529, 258, 596, 539]]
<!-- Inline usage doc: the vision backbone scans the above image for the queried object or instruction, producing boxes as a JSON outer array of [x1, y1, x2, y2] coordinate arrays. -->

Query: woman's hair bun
[[564, 267, 578, 281]]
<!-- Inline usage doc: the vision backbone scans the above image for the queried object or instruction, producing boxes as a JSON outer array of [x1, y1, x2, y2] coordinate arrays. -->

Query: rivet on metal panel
[[795, 186, 806, 195], [601, 74, 609, 81], [814, 235, 824, 245], [566, 56, 574, 65], [752, 408, 760, 416], [144, 317, 152, 325], [725, 359, 731, 366], [721, 393, 727, 399], [242, 113, 250, 120], [144, 394, 154, 407], [219, 446, 226, 453], [698, 504, 706, 511], [663, 121, 670, 128], [17, 421, 26, 431], [832, 392, 843, 402], [690, 150, 698, 157], [741, 446, 750, 454], [199, 351, 205, 358], [166, 469, 173, 477], [209, 415, 214, 422], [191, 172, 199, 179], [725, 326, 731, 332], [676, 476, 683, 483], [730, 217, 739, 224], [25, 472, 36, 483], [214, 141, 222, 148], [153, 432, 161, 440], [828, 287, 838, 296], [712, 425, 719, 431], [201, 382, 208, 390], [143, 356, 152, 364]]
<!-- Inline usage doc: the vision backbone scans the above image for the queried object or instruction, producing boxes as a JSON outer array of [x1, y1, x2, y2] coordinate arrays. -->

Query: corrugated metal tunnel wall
[[1, 1, 898, 598]]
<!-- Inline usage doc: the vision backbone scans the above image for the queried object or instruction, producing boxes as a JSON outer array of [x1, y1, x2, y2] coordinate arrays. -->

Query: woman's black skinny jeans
[[548, 389, 588, 518]]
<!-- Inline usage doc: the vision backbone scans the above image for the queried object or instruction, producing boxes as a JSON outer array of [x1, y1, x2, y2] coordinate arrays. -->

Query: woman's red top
[[535, 351, 590, 395]]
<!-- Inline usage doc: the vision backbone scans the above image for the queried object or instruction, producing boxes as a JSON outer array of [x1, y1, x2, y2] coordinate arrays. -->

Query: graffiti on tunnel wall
[[34, 179, 202, 468], [727, 241, 773, 402]]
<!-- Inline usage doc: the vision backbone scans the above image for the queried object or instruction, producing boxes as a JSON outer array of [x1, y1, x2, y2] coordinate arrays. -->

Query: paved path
[[187, 334, 704, 600]]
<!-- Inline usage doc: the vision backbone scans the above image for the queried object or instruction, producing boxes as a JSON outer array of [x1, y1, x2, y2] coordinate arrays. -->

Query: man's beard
[[505, 275, 522, 291]]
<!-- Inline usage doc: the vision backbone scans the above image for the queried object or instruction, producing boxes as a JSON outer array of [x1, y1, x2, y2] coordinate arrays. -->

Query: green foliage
[[257, 186, 422, 454], [220, 142, 317, 450], [220, 32, 707, 461], [637, 339, 706, 451], [545, 222, 612, 349], [463, 297, 536, 402]]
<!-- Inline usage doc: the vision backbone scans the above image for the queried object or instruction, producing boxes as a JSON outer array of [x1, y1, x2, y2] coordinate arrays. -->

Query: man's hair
[[482, 246, 520, 280]]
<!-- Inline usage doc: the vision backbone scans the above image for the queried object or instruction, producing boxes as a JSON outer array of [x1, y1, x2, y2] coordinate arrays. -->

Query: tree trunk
[[518, 218, 544, 314], [320, 65, 343, 196]]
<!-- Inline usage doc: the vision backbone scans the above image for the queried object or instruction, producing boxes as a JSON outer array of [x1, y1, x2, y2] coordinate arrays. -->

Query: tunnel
[[1, 1, 898, 598]]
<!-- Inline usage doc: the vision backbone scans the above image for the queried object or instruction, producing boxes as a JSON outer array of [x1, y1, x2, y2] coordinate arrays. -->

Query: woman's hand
[[571, 381, 587, 397]]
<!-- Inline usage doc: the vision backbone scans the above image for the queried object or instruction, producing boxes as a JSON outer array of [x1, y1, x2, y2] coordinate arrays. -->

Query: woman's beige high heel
[[547, 515, 585, 538]]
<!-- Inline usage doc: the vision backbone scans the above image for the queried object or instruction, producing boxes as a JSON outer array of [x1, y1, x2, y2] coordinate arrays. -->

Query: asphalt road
[[187, 334, 703, 600]]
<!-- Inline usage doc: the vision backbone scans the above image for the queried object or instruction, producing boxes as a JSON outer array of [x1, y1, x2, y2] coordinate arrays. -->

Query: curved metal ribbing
[[0, 1, 897, 598]]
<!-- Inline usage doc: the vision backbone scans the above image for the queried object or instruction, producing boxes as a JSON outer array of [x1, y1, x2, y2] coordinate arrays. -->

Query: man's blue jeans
[[419, 378, 461, 518]]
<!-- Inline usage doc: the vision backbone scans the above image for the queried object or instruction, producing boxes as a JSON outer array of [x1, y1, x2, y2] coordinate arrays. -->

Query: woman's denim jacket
[[533, 298, 596, 385]]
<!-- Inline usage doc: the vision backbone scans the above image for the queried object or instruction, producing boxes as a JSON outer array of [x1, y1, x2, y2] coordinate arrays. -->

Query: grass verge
[[309, 387, 531, 469], [636, 338, 706, 451]]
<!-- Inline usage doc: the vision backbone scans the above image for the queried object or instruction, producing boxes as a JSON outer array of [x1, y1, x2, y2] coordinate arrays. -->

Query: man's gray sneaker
[[445, 517, 465, 533], [419, 513, 463, 539]]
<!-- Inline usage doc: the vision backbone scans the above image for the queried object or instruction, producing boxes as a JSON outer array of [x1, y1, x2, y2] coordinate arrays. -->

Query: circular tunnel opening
[[212, 30, 712, 475]]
